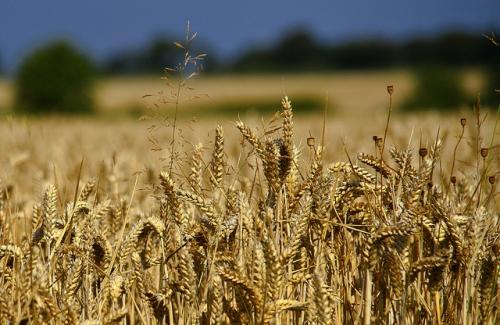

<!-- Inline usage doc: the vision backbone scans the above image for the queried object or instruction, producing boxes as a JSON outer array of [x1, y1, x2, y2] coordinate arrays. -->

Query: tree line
[[104, 29, 499, 74], [4, 29, 499, 114], [0, 29, 497, 77]]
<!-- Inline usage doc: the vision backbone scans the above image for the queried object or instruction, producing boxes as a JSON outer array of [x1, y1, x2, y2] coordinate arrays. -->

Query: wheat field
[[0, 91, 498, 324]]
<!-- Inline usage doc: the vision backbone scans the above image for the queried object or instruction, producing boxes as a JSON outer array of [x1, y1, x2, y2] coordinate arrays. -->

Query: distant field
[[0, 69, 484, 118], [1, 110, 497, 204]]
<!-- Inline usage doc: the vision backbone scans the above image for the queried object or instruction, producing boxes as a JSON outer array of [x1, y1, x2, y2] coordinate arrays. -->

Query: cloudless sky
[[1, 0, 499, 72]]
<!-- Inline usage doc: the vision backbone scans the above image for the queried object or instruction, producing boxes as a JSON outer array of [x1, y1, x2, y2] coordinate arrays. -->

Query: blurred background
[[0, 0, 499, 117]]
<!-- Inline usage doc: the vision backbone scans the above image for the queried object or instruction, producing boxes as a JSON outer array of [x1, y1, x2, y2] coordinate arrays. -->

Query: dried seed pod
[[450, 176, 457, 184], [419, 148, 428, 157], [480, 148, 489, 158], [307, 137, 315, 147], [387, 85, 394, 95], [460, 118, 466, 127]]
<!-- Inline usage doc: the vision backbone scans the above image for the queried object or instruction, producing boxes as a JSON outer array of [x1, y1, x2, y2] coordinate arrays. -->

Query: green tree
[[15, 40, 96, 114], [481, 63, 500, 110], [402, 66, 467, 111]]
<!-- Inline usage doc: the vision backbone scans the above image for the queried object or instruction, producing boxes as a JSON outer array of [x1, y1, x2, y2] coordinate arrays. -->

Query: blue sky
[[1, 0, 499, 72]]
